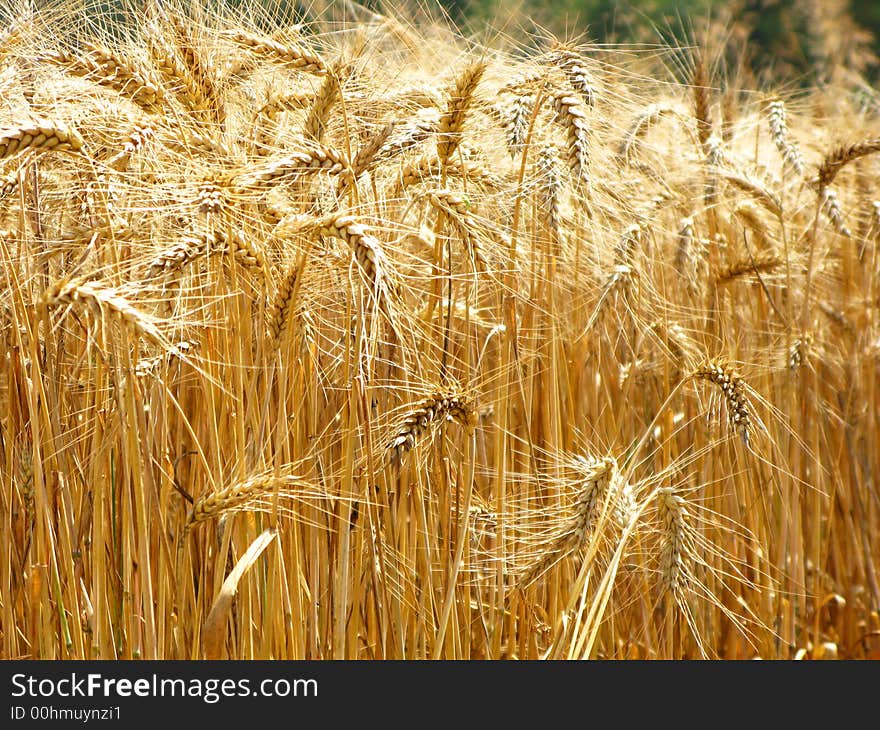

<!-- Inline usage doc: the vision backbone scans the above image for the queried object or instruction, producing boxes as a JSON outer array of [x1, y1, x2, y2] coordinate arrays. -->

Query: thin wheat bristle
[[136, 339, 199, 377]]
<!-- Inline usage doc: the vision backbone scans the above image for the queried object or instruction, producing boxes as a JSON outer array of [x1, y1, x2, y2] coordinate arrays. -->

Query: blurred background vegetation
[[308, 0, 876, 87], [61, 0, 880, 87], [449, 0, 879, 85]]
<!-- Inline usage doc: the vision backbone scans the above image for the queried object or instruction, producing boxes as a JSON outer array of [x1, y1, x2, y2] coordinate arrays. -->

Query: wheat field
[[1, 0, 879, 660]]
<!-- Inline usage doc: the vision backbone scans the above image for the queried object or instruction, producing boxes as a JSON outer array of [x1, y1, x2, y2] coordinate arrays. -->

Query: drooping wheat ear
[[518, 455, 618, 587], [537, 145, 562, 247], [44, 44, 164, 113], [582, 264, 635, 336], [718, 169, 783, 219], [396, 154, 502, 193], [820, 187, 852, 237], [84, 172, 128, 234], [40, 277, 166, 347], [350, 122, 396, 178], [733, 202, 772, 251], [651, 320, 699, 368], [220, 28, 327, 75], [437, 61, 486, 165], [692, 54, 713, 153], [635, 192, 674, 224], [614, 223, 642, 266], [691, 360, 752, 445], [788, 333, 813, 371], [716, 253, 782, 284], [145, 17, 213, 115], [766, 99, 805, 176], [674, 216, 696, 278], [617, 103, 676, 164], [186, 473, 315, 527], [386, 393, 476, 464], [0, 169, 17, 198], [164, 130, 233, 159], [657, 487, 690, 595], [0, 18, 25, 64], [237, 143, 352, 188], [0, 120, 84, 160], [819, 302, 855, 336], [266, 263, 303, 351], [106, 124, 154, 171], [552, 91, 590, 186], [816, 138, 880, 190], [165, 11, 224, 124], [374, 108, 439, 166], [146, 229, 266, 278], [550, 48, 596, 107], [136, 339, 199, 377], [499, 93, 534, 158], [303, 63, 347, 143], [427, 190, 489, 270], [316, 214, 388, 293], [255, 91, 309, 124]]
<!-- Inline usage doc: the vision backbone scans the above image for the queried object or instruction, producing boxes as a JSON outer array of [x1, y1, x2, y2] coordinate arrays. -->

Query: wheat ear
[[691, 360, 752, 445], [221, 28, 326, 75], [552, 91, 590, 186], [657, 487, 690, 595], [386, 393, 476, 464], [0, 120, 84, 160], [816, 138, 880, 190], [437, 61, 486, 165], [766, 99, 805, 176]]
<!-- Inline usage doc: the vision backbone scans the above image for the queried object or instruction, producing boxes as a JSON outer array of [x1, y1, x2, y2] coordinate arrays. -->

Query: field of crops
[[1, 1, 879, 659]]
